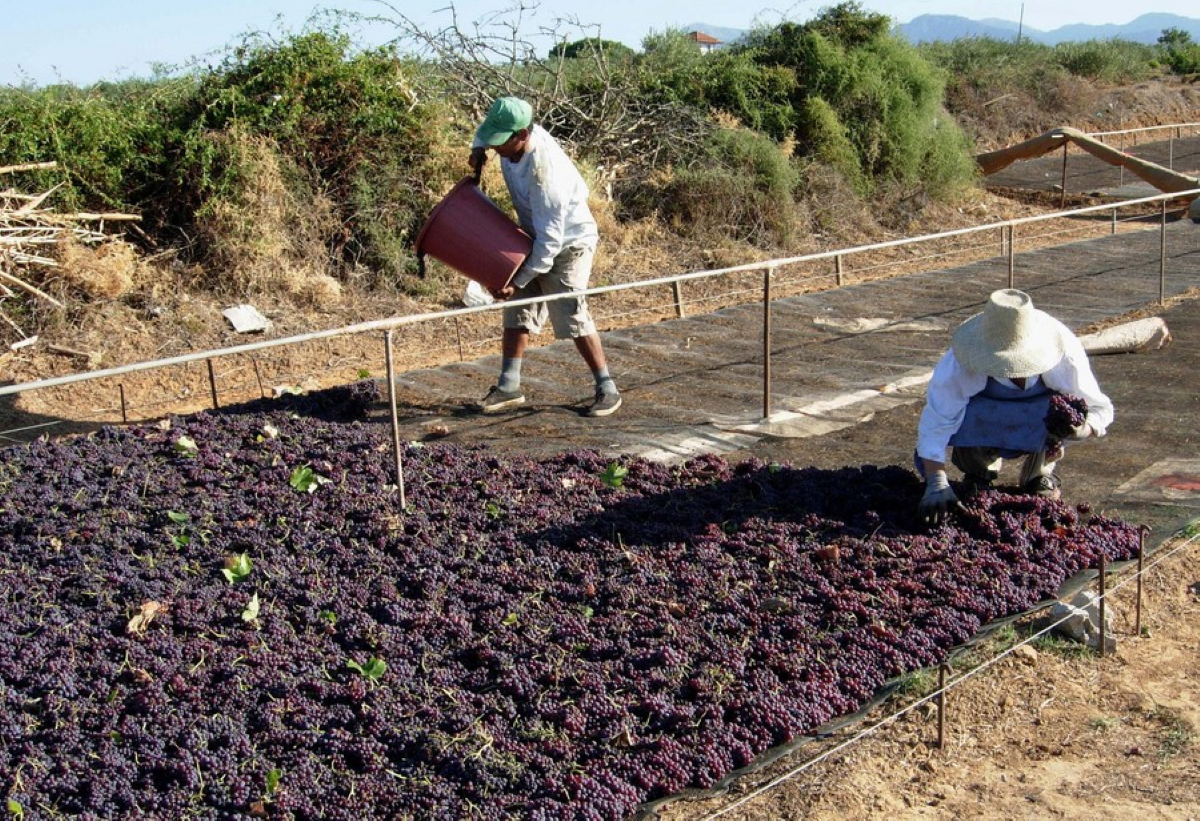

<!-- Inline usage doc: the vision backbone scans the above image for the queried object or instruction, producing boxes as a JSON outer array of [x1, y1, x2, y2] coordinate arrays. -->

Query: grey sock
[[498, 357, 523, 392], [593, 367, 618, 396]]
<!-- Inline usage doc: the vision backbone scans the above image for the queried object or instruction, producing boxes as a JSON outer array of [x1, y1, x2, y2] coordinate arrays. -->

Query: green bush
[[1052, 39, 1158, 82], [922, 36, 1158, 94], [549, 38, 635, 62], [166, 31, 453, 279], [664, 127, 802, 246], [0, 80, 192, 213], [740, 3, 975, 197]]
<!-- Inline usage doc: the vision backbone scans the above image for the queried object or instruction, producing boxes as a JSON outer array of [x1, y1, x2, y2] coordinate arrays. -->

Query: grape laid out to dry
[[0, 388, 1140, 819], [1045, 393, 1089, 439]]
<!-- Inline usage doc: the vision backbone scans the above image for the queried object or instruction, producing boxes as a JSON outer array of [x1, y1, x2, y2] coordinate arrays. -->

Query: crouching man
[[916, 289, 1113, 524]]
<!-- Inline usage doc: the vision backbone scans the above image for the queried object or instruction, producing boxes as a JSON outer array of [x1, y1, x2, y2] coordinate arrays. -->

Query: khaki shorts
[[503, 243, 598, 339]]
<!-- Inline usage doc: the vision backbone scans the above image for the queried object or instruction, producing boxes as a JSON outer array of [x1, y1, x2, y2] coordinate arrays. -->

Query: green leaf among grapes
[[289, 465, 330, 493], [347, 656, 387, 682], [174, 435, 198, 457], [600, 462, 628, 489], [222, 553, 253, 583]]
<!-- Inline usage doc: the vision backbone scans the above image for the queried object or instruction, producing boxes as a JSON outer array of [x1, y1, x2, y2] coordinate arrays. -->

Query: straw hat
[[950, 289, 1065, 378]]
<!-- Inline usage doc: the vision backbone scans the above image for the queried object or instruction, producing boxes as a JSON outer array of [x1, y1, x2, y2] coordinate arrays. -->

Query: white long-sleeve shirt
[[916, 315, 1114, 465], [474, 124, 597, 289]]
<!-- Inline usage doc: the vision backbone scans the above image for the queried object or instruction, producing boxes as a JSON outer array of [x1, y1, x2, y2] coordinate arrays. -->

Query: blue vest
[[948, 377, 1054, 454]]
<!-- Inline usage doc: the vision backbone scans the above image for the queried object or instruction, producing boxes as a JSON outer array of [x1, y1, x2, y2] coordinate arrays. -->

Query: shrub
[[737, 3, 977, 198], [662, 126, 802, 246], [1052, 39, 1158, 83]]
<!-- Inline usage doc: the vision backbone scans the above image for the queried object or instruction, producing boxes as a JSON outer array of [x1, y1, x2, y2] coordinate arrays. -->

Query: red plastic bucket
[[415, 177, 532, 291]]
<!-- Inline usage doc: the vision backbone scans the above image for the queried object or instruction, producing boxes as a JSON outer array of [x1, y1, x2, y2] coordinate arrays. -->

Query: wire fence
[[699, 523, 1200, 818], [2, 186, 1197, 445]]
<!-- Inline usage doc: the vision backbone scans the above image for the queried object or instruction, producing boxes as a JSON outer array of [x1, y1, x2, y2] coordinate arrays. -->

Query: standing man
[[468, 96, 621, 417], [916, 289, 1114, 524]]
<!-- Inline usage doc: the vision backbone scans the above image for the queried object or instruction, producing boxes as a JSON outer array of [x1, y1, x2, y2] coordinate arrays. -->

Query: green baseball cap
[[475, 97, 533, 146]]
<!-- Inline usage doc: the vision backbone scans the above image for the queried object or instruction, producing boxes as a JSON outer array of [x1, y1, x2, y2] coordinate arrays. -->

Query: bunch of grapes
[[1045, 393, 1088, 439]]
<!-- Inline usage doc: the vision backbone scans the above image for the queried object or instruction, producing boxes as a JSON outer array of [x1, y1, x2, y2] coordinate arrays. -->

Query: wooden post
[[119, 384, 128, 424], [384, 330, 407, 510], [672, 280, 685, 318], [835, 254, 844, 287]]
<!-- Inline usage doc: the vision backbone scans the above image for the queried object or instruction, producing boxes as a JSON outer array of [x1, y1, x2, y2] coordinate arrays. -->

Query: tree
[[1157, 27, 1193, 49], [549, 38, 634, 62]]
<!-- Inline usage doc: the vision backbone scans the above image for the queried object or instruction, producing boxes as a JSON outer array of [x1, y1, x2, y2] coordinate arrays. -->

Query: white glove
[[1067, 422, 1093, 441], [918, 470, 960, 525]]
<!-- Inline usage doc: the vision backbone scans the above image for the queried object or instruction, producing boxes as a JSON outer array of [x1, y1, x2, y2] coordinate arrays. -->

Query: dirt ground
[[2, 78, 1198, 819]]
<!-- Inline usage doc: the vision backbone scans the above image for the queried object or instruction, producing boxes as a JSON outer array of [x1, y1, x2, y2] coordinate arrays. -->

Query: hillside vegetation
[[0, 1, 1196, 351]]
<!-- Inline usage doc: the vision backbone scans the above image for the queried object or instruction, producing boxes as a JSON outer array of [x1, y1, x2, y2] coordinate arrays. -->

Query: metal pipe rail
[[2, 188, 1197, 411], [1088, 122, 1200, 138]]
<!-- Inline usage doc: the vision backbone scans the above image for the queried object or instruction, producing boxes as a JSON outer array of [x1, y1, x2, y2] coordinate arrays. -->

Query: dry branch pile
[[0, 161, 141, 348]]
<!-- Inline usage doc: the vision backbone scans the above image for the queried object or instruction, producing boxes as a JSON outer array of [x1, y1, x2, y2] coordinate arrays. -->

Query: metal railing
[[2, 187, 1198, 445]]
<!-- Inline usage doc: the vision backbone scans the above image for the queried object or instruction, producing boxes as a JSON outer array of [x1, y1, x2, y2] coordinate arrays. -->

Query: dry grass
[[196, 129, 342, 307]]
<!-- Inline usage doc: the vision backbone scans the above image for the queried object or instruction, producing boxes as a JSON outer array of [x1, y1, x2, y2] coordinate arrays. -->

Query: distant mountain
[[676, 13, 1200, 50], [1047, 13, 1200, 44], [899, 15, 1029, 44], [897, 12, 1200, 44]]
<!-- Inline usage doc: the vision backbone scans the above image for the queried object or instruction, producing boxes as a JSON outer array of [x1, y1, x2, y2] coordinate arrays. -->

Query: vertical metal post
[[1111, 207, 1117, 235], [1168, 134, 1175, 169], [119, 384, 128, 424], [672, 280, 685, 318], [999, 225, 1007, 257], [835, 254, 844, 287], [1159, 201, 1168, 305], [251, 357, 266, 398], [762, 267, 774, 420], [1059, 142, 1069, 209], [1118, 134, 1125, 187], [384, 330, 407, 510], [454, 317, 465, 362], [1097, 552, 1107, 659], [937, 663, 948, 750], [1007, 225, 1016, 289], [1135, 527, 1146, 636], [206, 359, 219, 409]]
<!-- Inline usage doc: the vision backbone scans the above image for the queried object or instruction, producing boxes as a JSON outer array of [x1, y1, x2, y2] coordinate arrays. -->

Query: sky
[[5, 1, 1200, 87]]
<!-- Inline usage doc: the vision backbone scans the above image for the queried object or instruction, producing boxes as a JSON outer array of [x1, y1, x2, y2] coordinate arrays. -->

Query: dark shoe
[[479, 386, 525, 414], [586, 391, 622, 418], [1023, 473, 1061, 500], [960, 473, 994, 496]]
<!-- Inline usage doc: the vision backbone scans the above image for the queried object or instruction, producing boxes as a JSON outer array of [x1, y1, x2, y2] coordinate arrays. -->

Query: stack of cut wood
[[0, 161, 141, 349]]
